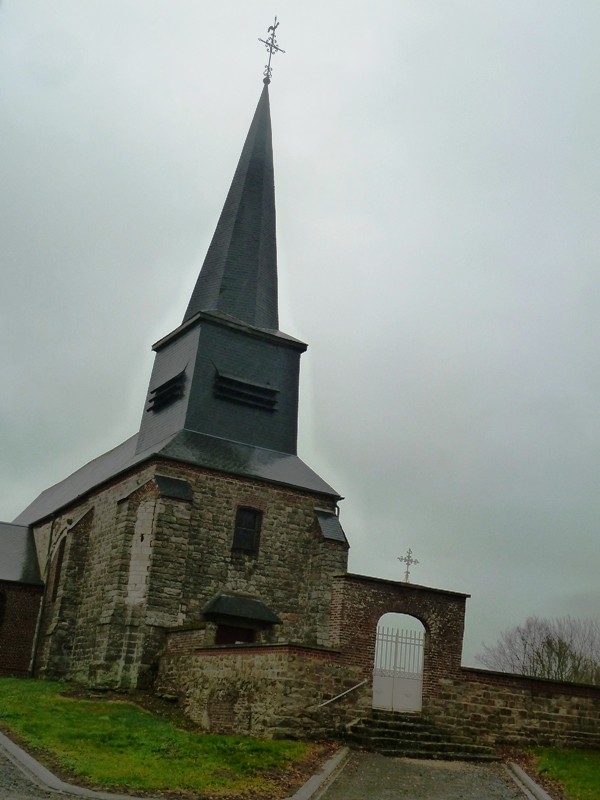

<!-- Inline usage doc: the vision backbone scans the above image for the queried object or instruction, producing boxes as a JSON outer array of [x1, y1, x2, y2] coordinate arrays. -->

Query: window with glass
[[232, 506, 262, 554]]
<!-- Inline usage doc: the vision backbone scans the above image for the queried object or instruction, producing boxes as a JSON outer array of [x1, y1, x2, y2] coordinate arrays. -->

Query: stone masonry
[[427, 667, 600, 750], [156, 574, 600, 751], [155, 576, 470, 737], [32, 457, 348, 689]]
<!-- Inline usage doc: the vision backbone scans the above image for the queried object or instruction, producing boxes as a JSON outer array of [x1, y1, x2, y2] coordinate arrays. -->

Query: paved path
[[1, 732, 546, 800], [0, 747, 69, 800], [316, 753, 531, 800], [0, 732, 149, 800]]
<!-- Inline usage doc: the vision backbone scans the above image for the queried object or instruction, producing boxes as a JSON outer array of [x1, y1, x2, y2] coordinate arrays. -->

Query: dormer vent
[[147, 370, 186, 413], [214, 370, 278, 411]]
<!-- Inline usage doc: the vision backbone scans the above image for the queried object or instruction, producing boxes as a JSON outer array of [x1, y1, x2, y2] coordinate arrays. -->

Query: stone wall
[[156, 641, 368, 738], [33, 465, 158, 687], [0, 582, 42, 677], [148, 461, 347, 649], [425, 667, 600, 750], [155, 576, 470, 737], [32, 458, 348, 689], [155, 576, 600, 751]]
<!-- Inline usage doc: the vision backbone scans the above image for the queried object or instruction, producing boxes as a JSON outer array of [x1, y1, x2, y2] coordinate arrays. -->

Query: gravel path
[[317, 753, 530, 800], [0, 748, 70, 800]]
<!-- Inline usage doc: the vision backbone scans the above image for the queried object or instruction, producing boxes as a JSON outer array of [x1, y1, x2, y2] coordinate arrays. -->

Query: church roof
[[0, 522, 43, 585], [183, 83, 279, 330], [14, 430, 341, 526]]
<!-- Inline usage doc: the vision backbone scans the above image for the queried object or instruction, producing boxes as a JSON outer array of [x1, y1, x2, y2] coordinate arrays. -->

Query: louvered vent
[[147, 370, 186, 412], [214, 371, 278, 411]]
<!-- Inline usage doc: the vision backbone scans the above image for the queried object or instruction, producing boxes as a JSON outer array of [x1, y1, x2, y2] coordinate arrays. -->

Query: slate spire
[[183, 83, 279, 330], [134, 83, 306, 458]]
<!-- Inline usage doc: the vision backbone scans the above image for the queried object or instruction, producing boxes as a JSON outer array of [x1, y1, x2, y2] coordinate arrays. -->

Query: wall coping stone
[[462, 666, 600, 697], [183, 642, 343, 657], [339, 573, 471, 599]]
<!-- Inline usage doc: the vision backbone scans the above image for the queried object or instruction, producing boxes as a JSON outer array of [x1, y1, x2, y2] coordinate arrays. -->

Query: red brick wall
[[0, 582, 42, 677], [331, 574, 468, 699]]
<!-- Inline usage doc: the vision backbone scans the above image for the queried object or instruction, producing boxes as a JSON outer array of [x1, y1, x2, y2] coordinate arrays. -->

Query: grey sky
[[2, 1, 599, 664]]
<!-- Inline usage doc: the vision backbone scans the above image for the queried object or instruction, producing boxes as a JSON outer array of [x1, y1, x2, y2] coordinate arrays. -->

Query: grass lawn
[[0, 676, 329, 798], [529, 748, 600, 800]]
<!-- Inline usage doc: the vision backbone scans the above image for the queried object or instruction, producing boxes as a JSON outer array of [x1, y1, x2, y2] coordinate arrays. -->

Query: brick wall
[[0, 582, 42, 677], [331, 574, 468, 698], [155, 574, 470, 737]]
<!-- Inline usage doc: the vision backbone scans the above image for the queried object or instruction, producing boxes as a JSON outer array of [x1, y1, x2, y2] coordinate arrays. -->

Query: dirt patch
[[62, 686, 200, 731]]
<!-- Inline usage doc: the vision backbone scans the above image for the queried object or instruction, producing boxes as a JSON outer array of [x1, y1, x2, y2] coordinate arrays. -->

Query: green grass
[[533, 748, 600, 800], [0, 677, 316, 798]]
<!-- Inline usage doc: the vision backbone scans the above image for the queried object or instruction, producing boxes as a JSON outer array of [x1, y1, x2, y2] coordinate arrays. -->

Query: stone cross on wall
[[398, 548, 419, 582]]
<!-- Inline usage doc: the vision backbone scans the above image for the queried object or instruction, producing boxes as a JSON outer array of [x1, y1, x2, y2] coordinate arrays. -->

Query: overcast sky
[[2, 1, 599, 665]]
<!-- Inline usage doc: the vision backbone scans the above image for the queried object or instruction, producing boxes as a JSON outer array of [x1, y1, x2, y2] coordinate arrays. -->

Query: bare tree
[[476, 616, 600, 685]]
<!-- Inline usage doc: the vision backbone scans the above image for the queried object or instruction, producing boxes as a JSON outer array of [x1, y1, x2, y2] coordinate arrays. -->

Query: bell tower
[[136, 83, 307, 458]]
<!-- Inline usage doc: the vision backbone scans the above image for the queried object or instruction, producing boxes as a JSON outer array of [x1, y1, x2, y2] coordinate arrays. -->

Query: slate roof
[[14, 430, 341, 527], [315, 509, 348, 545], [202, 591, 281, 625], [0, 522, 43, 585], [183, 83, 279, 330]]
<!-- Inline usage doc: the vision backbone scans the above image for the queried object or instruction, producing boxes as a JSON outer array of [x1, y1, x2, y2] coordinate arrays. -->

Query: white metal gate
[[373, 625, 424, 712]]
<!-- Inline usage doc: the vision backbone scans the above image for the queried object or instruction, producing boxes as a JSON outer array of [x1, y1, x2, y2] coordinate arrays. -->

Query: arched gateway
[[329, 574, 469, 715], [373, 613, 425, 712]]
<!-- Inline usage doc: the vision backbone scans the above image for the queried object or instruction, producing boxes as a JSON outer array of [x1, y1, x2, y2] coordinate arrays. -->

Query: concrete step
[[353, 735, 496, 759], [348, 712, 499, 762], [376, 747, 499, 762]]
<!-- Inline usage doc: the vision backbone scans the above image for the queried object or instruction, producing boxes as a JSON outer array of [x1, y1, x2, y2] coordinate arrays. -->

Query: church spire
[[183, 83, 279, 330], [136, 75, 308, 458]]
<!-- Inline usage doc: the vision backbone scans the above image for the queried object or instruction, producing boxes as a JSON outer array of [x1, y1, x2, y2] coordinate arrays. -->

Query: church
[[0, 57, 475, 740], [2, 74, 352, 683], [3, 28, 600, 750]]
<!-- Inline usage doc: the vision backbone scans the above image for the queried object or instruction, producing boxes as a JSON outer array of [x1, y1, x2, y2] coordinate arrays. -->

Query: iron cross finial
[[398, 548, 420, 583], [258, 16, 286, 84]]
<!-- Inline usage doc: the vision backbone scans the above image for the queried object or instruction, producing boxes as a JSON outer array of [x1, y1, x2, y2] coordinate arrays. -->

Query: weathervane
[[398, 548, 419, 583], [258, 17, 285, 84]]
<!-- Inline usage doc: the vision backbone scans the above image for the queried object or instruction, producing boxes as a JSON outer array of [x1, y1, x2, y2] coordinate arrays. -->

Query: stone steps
[[348, 710, 499, 762]]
